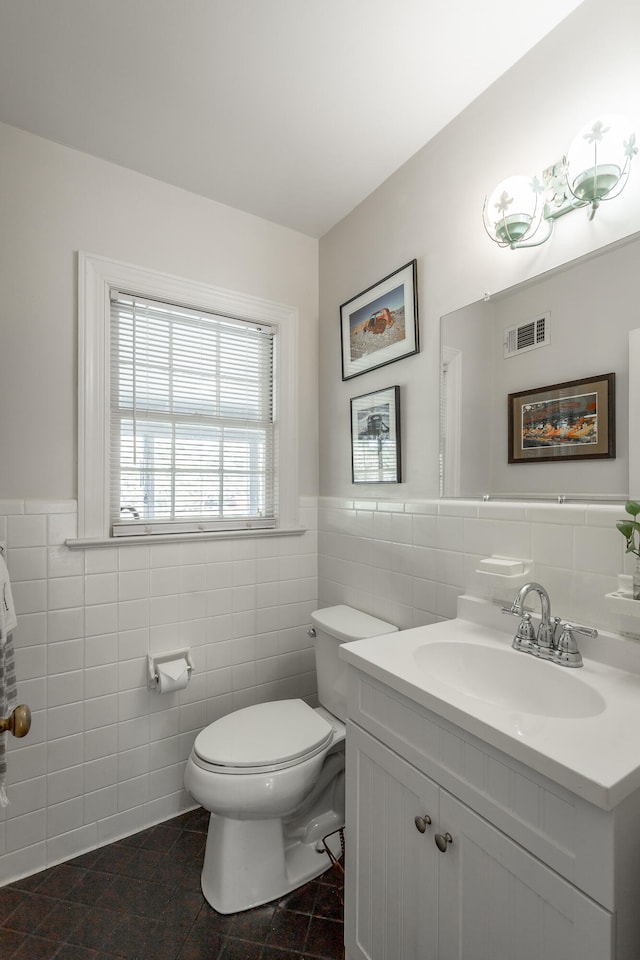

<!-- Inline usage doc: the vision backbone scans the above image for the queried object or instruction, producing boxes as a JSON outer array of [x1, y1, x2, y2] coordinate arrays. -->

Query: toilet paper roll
[[156, 658, 190, 694]]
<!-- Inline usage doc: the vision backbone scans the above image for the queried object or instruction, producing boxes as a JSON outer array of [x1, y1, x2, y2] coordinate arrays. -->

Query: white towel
[[0, 552, 17, 641], [0, 553, 18, 807]]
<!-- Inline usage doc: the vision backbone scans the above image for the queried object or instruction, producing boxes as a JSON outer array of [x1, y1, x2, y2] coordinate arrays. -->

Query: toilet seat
[[193, 699, 334, 775]]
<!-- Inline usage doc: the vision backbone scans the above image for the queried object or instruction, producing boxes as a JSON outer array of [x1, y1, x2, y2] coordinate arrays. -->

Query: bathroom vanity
[[340, 597, 640, 960]]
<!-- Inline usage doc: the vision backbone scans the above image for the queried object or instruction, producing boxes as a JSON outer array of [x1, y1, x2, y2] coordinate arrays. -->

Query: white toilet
[[184, 604, 397, 914]]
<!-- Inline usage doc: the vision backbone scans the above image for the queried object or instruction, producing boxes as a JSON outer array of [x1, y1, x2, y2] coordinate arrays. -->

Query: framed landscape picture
[[351, 386, 401, 483], [340, 260, 418, 380], [508, 373, 615, 464]]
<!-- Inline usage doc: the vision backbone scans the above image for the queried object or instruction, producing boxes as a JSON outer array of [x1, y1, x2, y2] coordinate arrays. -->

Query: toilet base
[[200, 811, 344, 914]]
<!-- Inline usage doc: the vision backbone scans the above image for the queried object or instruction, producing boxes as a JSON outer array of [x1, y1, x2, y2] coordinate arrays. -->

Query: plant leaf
[[617, 521, 634, 538], [625, 500, 640, 516]]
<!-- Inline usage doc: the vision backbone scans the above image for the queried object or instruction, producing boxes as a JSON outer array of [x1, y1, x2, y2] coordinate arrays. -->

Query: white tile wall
[[0, 497, 319, 884], [317, 496, 635, 637]]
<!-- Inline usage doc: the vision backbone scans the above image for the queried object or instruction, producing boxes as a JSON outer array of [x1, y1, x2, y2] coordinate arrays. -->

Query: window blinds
[[110, 293, 276, 536]]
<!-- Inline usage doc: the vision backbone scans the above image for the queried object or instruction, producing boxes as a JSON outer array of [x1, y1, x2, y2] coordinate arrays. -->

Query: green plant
[[616, 500, 640, 559]]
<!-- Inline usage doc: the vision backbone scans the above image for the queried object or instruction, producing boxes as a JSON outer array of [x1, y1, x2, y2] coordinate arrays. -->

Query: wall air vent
[[503, 313, 550, 359]]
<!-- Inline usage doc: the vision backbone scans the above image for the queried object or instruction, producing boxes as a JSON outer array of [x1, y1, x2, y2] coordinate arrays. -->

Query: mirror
[[440, 232, 640, 501]]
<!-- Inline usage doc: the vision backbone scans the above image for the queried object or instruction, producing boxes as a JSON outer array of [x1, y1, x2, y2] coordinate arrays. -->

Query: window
[[110, 293, 275, 536], [78, 254, 299, 542]]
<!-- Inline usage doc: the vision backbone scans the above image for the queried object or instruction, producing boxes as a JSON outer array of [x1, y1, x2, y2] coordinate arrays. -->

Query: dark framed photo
[[340, 260, 418, 380], [508, 373, 615, 464], [351, 386, 401, 483]]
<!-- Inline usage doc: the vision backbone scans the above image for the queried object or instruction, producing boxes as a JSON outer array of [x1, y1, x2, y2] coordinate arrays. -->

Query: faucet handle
[[501, 604, 520, 616], [512, 612, 537, 653], [554, 622, 596, 668]]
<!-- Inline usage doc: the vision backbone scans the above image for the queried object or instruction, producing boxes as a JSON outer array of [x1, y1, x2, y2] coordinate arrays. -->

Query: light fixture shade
[[483, 175, 545, 248], [565, 115, 637, 215]]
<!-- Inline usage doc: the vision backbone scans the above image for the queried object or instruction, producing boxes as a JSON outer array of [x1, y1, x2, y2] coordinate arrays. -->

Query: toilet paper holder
[[147, 650, 194, 690]]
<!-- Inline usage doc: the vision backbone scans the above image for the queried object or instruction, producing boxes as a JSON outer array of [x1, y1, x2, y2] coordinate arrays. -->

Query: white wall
[[0, 122, 321, 881], [319, 0, 640, 501], [0, 121, 319, 499]]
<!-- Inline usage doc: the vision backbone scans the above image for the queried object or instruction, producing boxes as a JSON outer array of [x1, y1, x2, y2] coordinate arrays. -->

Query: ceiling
[[0, 0, 585, 238]]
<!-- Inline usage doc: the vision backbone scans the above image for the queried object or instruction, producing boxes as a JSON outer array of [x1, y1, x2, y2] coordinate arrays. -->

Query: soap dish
[[476, 557, 527, 579]]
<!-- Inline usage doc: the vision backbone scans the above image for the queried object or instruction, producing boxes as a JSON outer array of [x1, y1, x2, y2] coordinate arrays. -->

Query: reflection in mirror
[[440, 232, 640, 501]]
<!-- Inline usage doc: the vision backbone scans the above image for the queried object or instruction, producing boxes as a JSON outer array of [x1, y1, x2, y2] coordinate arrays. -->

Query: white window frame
[[77, 252, 299, 542]]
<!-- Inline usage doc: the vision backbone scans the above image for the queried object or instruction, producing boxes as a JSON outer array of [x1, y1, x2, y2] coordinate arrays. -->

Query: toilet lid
[[193, 699, 334, 768]]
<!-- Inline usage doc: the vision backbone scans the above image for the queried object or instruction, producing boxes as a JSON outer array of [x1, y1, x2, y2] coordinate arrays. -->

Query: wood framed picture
[[508, 373, 615, 464], [351, 385, 401, 483], [340, 260, 418, 380]]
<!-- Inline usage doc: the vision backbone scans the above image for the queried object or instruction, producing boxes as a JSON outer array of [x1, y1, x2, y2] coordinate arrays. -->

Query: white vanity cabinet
[[344, 667, 639, 960]]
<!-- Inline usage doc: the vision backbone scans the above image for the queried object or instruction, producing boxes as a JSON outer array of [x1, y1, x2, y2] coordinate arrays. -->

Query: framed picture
[[340, 260, 418, 380], [508, 373, 615, 464], [351, 386, 401, 483]]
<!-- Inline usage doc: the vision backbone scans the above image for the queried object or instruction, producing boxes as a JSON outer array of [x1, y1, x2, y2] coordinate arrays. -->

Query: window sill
[[66, 526, 307, 550]]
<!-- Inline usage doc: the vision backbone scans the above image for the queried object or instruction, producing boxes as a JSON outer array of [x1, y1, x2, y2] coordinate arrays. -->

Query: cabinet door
[[437, 792, 614, 960], [345, 722, 440, 960]]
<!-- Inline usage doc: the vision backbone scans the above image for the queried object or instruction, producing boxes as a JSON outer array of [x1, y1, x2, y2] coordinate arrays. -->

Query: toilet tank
[[310, 605, 397, 721]]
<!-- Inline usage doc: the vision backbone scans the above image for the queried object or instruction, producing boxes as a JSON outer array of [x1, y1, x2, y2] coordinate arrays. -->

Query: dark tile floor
[[0, 807, 345, 959]]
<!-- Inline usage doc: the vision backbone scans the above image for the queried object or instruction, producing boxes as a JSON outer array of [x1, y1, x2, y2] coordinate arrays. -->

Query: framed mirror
[[440, 232, 640, 501]]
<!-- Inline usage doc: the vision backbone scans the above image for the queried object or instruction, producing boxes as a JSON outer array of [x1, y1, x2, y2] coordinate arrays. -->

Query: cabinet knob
[[434, 831, 453, 852], [414, 814, 432, 833]]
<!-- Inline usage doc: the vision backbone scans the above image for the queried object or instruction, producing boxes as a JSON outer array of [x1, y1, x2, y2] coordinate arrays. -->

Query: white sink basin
[[414, 641, 606, 719], [339, 597, 640, 808]]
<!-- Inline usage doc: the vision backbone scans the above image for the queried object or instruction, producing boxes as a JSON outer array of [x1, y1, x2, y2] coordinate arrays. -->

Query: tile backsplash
[[317, 496, 636, 635], [1, 492, 637, 885]]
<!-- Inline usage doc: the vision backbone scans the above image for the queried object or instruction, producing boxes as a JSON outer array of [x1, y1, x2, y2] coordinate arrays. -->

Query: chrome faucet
[[503, 582, 560, 659], [502, 581, 597, 668]]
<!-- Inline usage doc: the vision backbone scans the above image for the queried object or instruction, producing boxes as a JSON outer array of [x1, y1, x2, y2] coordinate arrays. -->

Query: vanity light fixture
[[565, 116, 637, 219], [482, 175, 551, 249], [483, 115, 637, 250]]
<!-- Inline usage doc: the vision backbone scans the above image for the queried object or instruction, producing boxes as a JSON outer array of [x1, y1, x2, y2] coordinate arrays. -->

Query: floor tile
[[140, 823, 182, 849], [229, 902, 275, 942], [116, 848, 165, 881], [313, 881, 343, 921], [0, 926, 27, 956], [188, 906, 235, 940], [176, 935, 224, 959], [97, 875, 175, 918], [278, 880, 319, 916], [305, 916, 345, 959], [0, 885, 25, 923], [219, 936, 263, 959], [261, 947, 302, 960], [66, 871, 115, 906], [9, 933, 62, 959], [0, 807, 345, 960], [265, 907, 311, 952], [35, 899, 91, 942], [43, 864, 91, 899], [67, 906, 124, 951], [53, 944, 102, 959], [2, 890, 59, 933]]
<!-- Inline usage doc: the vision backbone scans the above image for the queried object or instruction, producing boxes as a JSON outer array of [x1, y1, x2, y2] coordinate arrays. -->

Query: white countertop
[[339, 596, 640, 810]]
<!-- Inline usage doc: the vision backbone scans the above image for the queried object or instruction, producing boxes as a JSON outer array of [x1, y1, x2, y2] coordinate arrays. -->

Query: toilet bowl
[[184, 604, 397, 914]]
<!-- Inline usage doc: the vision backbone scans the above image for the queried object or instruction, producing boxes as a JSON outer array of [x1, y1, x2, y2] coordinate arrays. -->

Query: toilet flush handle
[[307, 628, 316, 638]]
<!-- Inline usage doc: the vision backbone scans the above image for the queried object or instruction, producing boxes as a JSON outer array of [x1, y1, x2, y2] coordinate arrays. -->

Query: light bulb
[[483, 176, 543, 247]]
